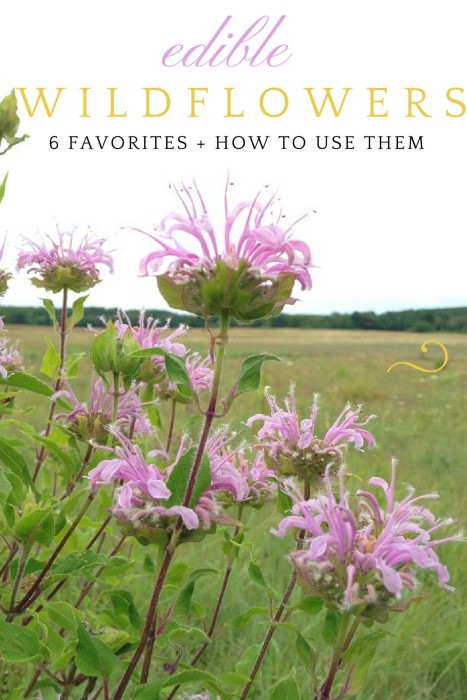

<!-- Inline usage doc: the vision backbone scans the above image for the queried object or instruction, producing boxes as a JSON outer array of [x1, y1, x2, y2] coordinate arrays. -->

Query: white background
[[1, 0, 466, 314]]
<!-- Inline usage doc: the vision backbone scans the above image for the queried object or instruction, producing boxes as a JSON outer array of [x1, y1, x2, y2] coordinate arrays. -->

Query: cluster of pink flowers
[[16, 229, 113, 293], [248, 385, 375, 482], [273, 463, 463, 618], [88, 431, 202, 530], [88, 425, 278, 535]]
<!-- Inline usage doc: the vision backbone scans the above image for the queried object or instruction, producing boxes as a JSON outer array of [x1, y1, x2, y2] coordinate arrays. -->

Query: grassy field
[[3, 325, 467, 699]]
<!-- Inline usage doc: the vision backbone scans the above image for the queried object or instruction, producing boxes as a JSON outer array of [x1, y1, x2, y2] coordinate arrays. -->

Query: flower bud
[[0, 91, 28, 154], [0, 269, 12, 296], [0, 91, 20, 142], [90, 321, 141, 381]]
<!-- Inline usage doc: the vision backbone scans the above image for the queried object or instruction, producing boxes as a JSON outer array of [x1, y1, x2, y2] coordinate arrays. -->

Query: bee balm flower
[[247, 384, 375, 483], [17, 229, 113, 293], [140, 181, 313, 321], [273, 463, 463, 620]]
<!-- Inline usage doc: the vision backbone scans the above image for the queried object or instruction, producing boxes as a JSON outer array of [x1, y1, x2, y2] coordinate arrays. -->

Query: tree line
[[2, 305, 467, 333]]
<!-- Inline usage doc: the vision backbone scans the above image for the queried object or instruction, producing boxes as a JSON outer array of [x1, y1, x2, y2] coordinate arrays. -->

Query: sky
[[1, 0, 466, 315]]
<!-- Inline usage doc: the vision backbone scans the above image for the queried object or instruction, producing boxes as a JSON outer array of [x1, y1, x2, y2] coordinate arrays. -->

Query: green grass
[[3, 325, 467, 699]]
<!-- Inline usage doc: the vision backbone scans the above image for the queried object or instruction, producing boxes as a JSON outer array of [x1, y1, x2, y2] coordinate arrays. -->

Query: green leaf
[[188, 567, 219, 582], [43, 601, 83, 632], [41, 298, 57, 325], [66, 295, 88, 329], [231, 606, 268, 629], [40, 337, 61, 380], [165, 352, 192, 397], [343, 644, 377, 695], [165, 561, 189, 585], [134, 682, 162, 699], [175, 580, 195, 616], [218, 671, 249, 689], [130, 346, 193, 397], [0, 617, 41, 661], [237, 354, 281, 396], [64, 352, 85, 378], [52, 550, 107, 576], [235, 643, 262, 677], [165, 447, 211, 509], [76, 624, 119, 679], [270, 674, 301, 700], [0, 371, 54, 396], [248, 561, 268, 590], [161, 668, 229, 696], [31, 434, 77, 472], [296, 597, 323, 616], [277, 486, 293, 515], [0, 437, 37, 495], [321, 610, 341, 646], [296, 633, 316, 677], [14, 508, 55, 546], [0, 171, 8, 205], [110, 590, 143, 629], [166, 625, 208, 644]]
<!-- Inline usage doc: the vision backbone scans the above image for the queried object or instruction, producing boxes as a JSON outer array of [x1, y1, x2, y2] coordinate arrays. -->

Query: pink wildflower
[[273, 463, 463, 618], [139, 180, 313, 321], [247, 384, 375, 482], [16, 229, 113, 293], [88, 430, 199, 531], [53, 376, 151, 442], [237, 449, 278, 506], [205, 428, 249, 502], [0, 338, 24, 374], [89, 431, 215, 532], [115, 311, 213, 396]]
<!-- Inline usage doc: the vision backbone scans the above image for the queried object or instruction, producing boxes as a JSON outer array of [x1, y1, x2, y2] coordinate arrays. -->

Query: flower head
[[88, 431, 224, 542], [273, 463, 463, 620], [140, 181, 313, 321], [247, 384, 375, 483], [54, 376, 152, 442], [0, 337, 24, 374], [237, 448, 278, 507], [16, 229, 113, 293], [114, 310, 213, 398]]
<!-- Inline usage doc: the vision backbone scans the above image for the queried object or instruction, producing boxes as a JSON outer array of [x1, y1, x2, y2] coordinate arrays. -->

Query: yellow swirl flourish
[[387, 340, 448, 374]]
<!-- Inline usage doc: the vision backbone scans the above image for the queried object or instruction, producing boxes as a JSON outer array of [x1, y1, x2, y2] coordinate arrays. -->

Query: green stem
[[6, 544, 29, 621], [239, 477, 311, 699], [112, 533, 179, 700], [318, 613, 351, 700], [106, 371, 120, 448], [166, 399, 177, 452], [33, 285, 69, 483], [191, 504, 244, 663], [59, 443, 94, 501], [167, 506, 245, 700], [112, 312, 230, 700], [0, 543, 18, 581], [139, 546, 166, 684]]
